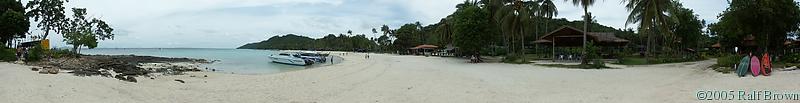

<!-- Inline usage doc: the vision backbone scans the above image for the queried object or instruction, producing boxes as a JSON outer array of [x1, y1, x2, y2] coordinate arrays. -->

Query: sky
[[27, 0, 793, 48]]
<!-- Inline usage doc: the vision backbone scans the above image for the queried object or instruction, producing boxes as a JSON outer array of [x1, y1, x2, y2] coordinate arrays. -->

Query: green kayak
[[737, 55, 750, 77]]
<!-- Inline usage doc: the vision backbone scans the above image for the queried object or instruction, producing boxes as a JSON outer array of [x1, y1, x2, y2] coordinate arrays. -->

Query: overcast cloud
[[30, 0, 796, 48]]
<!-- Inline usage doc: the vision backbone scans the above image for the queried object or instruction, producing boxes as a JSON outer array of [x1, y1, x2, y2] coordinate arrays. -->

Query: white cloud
[[33, 0, 462, 48]]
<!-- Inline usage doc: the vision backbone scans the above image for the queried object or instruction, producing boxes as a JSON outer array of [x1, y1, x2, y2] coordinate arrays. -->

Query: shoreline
[[2, 52, 800, 102]]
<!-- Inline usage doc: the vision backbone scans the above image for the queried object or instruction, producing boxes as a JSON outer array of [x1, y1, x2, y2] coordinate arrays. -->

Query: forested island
[[238, 17, 645, 52]]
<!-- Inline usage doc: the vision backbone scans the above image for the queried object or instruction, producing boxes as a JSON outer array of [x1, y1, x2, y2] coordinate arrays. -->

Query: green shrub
[[502, 54, 530, 64], [588, 59, 609, 69], [481, 46, 507, 56], [618, 57, 648, 65], [25, 46, 44, 62], [787, 53, 800, 63], [0, 47, 16, 61], [716, 54, 741, 67], [51, 48, 78, 58]]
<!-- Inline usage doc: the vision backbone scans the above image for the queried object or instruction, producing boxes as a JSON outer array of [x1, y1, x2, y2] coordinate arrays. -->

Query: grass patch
[[617, 57, 648, 65], [616, 56, 707, 65], [714, 54, 740, 67], [537, 63, 612, 69], [503, 54, 533, 64], [710, 54, 743, 73], [709, 65, 734, 74]]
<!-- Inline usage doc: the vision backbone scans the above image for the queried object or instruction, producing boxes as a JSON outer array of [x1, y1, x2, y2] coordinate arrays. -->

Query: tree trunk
[[42, 23, 51, 41], [646, 28, 653, 61], [72, 45, 79, 54], [582, 7, 589, 65], [520, 16, 526, 61]]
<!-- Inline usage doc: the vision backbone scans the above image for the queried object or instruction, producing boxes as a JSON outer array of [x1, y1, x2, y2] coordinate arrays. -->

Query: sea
[[80, 48, 342, 75]]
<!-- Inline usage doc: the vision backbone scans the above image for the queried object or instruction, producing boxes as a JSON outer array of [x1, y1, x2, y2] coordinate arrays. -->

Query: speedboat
[[269, 52, 313, 66], [298, 52, 327, 63]]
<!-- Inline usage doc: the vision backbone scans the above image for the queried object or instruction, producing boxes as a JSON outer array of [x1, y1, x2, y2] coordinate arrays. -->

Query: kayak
[[737, 55, 750, 77], [750, 56, 760, 76], [762, 53, 772, 76]]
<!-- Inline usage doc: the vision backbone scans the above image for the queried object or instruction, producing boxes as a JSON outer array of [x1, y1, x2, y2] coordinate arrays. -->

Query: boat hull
[[269, 57, 310, 66]]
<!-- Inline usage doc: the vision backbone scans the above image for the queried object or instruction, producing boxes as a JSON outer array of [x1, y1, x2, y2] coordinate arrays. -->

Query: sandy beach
[[2, 52, 800, 103]]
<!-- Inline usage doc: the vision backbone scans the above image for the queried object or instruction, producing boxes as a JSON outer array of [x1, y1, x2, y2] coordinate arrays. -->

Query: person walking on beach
[[16, 48, 22, 61]]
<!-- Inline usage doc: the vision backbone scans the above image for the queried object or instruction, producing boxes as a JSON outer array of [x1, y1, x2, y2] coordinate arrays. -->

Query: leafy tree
[[25, 0, 69, 40], [392, 23, 422, 50], [669, 1, 704, 50], [376, 34, 391, 52], [62, 8, 114, 53], [712, 0, 800, 54], [0, 0, 29, 46], [452, 1, 494, 55]]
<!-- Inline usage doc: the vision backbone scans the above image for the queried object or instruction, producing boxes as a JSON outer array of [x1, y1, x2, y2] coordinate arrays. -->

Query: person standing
[[16, 48, 22, 61]]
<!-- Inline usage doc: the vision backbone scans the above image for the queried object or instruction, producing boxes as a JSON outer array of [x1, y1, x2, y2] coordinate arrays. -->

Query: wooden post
[[552, 37, 556, 62]]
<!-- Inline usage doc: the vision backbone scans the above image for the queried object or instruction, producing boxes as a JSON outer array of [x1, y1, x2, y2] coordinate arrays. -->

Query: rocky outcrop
[[27, 55, 210, 82]]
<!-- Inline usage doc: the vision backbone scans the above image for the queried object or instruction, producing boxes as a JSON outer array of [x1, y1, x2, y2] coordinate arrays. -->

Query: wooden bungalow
[[533, 26, 630, 61], [786, 39, 800, 53], [409, 44, 439, 56]]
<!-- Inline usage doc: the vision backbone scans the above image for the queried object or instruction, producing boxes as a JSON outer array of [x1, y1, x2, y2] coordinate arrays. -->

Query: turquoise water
[[81, 48, 341, 74]]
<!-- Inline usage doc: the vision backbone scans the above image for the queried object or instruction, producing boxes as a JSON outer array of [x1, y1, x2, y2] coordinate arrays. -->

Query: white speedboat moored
[[269, 52, 313, 66], [298, 52, 327, 63]]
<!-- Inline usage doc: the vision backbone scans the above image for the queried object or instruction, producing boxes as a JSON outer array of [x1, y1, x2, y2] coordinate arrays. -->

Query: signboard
[[40, 39, 49, 49]]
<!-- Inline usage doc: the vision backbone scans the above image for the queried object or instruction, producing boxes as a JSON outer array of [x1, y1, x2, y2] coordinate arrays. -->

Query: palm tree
[[436, 18, 453, 46], [347, 30, 353, 36], [495, 0, 536, 60], [565, 0, 598, 64], [537, 0, 557, 32], [623, 0, 675, 59], [380, 25, 391, 36], [535, 0, 557, 54]]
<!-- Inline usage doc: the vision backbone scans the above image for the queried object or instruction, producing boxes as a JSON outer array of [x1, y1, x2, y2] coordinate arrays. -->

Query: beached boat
[[750, 56, 761, 76], [762, 53, 772, 76], [298, 52, 327, 63], [269, 52, 313, 66], [737, 55, 750, 77]]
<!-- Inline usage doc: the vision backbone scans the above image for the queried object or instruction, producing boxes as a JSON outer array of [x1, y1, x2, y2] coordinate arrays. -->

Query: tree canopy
[[452, 1, 494, 55], [710, 0, 800, 53], [61, 8, 115, 53], [26, 0, 69, 40], [0, 0, 29, 46]]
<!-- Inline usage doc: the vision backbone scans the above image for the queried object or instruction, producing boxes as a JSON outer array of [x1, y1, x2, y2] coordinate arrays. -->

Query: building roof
[[410, 44, 439, 49], [534, 26, 629, 47], [711, 43, 722, 48]]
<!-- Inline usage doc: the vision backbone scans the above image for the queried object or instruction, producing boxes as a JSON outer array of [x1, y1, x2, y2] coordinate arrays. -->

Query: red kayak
[[750, 56, 761, 76], [762, 53, 772, 76]]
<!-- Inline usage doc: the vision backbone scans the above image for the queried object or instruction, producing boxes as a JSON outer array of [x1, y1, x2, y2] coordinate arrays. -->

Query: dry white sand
[[1, 53, 800, 103]]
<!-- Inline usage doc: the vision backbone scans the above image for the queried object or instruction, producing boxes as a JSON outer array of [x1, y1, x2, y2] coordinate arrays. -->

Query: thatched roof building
[[533, 26, 629, 47]]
